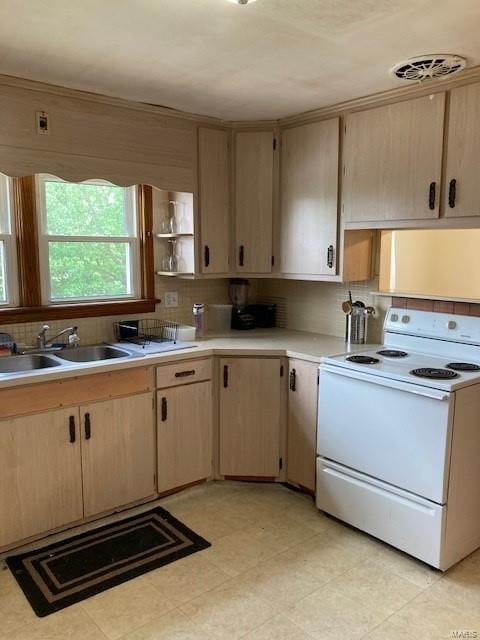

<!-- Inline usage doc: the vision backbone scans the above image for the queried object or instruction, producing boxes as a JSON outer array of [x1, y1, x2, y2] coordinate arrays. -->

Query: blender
[[229, 279, 255, 330]]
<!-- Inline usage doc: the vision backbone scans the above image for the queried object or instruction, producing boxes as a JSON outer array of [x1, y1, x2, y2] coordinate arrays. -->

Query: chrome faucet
[[36, 324, 80, 349]]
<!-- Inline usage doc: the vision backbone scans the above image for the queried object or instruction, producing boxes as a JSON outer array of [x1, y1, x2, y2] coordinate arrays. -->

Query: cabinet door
[[157, 381, 212, 493], [445, 83, 480, 217], [280, 119, 339, 275], [343, 93, 445, 223], [0, 408, 83, 548], [80, 393, 155, 517], [235, 131, 274, 273], [198, 128, 230, 273], [287, 359, 318, 492], [219, 358, 281, 477]]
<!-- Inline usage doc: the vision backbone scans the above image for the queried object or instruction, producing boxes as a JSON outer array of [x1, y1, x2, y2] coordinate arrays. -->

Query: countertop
[[0, 329, 376, 390]]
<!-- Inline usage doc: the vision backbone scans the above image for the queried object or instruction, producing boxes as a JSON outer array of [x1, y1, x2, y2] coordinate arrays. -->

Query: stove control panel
[[384, 308, 480, 345]]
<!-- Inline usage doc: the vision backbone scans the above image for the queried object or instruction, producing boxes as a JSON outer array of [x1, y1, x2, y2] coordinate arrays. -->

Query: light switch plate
[[164, 291, 178, 308]]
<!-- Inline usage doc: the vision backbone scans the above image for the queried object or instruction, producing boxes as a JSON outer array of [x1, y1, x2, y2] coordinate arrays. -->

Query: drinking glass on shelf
[[161, 239, 182, 273]]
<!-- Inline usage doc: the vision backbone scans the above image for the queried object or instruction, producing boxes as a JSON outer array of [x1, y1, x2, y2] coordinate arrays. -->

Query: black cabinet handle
[[161, 397, 167, 421], [204, 245, 210, 268], [327, 245, 335, 269], [223, 365, 229, 388], [84, 412, 91, 440], [428, 182, 436, 210], [448, 179, 457, 208], [289, 369, 296, 392], [238, 245, 245, 267], [69, 415, 76, 443], [174, 370, 195, 378]]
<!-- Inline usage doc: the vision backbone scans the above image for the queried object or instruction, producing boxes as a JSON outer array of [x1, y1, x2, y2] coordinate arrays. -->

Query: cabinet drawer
[[156, 358, 212, 388], [316, 458, 445, 568]]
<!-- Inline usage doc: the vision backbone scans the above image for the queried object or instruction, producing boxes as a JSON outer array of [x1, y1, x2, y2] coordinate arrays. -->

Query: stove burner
[[410, 368, 459, 380], [376, 349, 409, 358], [446, 362, 480, 372], [347, 355, 380, 365]]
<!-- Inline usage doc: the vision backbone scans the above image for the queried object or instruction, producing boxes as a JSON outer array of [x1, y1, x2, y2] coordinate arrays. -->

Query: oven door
[[317, 365, 454, 503]]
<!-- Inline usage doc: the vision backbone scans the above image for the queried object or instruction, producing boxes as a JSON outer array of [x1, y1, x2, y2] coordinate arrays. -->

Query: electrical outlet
[[164, 291, 178, 308]]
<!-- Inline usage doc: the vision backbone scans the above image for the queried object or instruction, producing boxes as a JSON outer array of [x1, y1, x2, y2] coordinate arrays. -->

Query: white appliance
[[317, 308, 480, 570]]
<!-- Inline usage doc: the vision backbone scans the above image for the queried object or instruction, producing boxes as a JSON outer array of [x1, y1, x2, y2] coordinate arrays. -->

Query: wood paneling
[[445, 83, 480, 218], [235, 131, 274, 273], [81, 393, 155, 517], [342, 230, 373, 282], [157, 381, 213, 493], [0, 366, 152, 419], [219, 358, 281, 477], [0, 83, 196, 192], [0, 407, 83, 548], [280, 119, 339, 275], [11, 176, 41, 307], [287, 359, 318, 492], [343, 94, 445, 223], [198, 128, 230, 274]]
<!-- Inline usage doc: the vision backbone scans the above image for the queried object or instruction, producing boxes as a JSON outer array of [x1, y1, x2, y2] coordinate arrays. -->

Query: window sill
[[0, 299, 158, 324]]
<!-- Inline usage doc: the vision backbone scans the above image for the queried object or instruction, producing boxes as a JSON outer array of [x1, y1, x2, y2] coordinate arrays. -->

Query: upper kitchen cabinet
[[444, 83, 480, 218], [198, 127, 231, 273], [280, 119, 339, 276], [234, 130, 275, 273], [343, 93, 445, 224]]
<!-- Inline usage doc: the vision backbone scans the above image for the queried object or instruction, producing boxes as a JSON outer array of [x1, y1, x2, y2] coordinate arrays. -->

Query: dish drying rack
[[113, 319, 179, 347]]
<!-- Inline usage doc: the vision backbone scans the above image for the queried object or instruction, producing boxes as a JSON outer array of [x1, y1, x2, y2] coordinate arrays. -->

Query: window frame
[[0, 178, 155, 324], [0, 175, 19, 308], [36, 175, 141, 304]]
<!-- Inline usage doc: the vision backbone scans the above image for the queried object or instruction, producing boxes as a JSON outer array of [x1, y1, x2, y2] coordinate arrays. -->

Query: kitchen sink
[[56, 345, 131, 362], [0, 354, 62, 373]]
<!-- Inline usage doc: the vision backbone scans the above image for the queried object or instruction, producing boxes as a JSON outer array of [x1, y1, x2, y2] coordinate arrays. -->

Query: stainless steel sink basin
[[0, 354, 62, 373], [57, 345, 131, 362]]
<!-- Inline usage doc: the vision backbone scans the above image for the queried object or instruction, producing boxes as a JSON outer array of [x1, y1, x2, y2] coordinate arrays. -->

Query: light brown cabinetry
[[219, 357, 282, 477], [444, 83, 480, 218], [234, 131, 275, 273], [157, 381, 213, 493], [280, 119, 339, 275], [343, 93, 445, 223], [198, 127, 230, 272], [286, 359, 318, 492], [0, 408, 83, 548], [81, 393, 155, 517]]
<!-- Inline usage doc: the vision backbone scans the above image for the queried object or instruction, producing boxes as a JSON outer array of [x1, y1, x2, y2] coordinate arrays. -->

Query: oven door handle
[[320, 364, 450, 401]]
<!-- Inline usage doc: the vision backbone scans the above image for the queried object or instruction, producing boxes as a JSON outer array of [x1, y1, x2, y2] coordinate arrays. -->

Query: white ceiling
[[0, 0, 479, 120]]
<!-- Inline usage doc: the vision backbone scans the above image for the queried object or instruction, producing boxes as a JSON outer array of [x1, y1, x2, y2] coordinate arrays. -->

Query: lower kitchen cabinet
[[0, 407, 84, 548], [286, 359, 319, 492], [219, 357, 282, 477], [81, 393, 156, 517], [156, 381, 213, 493]]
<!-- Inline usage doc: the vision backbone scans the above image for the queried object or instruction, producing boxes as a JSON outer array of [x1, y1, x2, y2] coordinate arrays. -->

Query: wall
[[0, 77, 204, 192], [257, 278, 391, 344], [0, 278, 230, 349]]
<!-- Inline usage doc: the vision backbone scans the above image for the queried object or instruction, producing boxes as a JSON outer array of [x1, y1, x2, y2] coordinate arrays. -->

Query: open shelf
[[156, 271, 194, 278], [155, 233, 194, 239]]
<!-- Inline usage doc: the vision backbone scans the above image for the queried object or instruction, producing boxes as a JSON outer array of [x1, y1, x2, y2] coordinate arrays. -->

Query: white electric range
[[316, 308, 480, 570]]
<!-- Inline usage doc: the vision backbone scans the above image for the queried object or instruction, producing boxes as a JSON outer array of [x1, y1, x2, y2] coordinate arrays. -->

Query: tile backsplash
[[0, 278, 230, 348], [256, 278, 391, 343], [0, 276, 392, 348]]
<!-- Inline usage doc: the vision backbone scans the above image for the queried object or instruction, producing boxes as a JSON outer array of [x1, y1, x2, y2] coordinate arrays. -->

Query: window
[[36, 176, 140, 303], [0, 174, 17, 306]]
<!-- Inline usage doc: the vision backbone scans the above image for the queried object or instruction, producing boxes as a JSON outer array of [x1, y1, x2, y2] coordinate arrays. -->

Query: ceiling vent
[[389, 55, 467, 82]]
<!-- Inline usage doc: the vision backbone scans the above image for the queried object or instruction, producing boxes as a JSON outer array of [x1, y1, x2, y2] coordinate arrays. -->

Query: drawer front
[[156, 358, 212, 388], [316, 458, 445, 568]]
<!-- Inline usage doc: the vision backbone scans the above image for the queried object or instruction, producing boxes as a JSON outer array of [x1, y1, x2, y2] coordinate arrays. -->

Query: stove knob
[[401, 315, 410, 324], [447, 320, 457, 330], [390, 313, 399, 322]]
